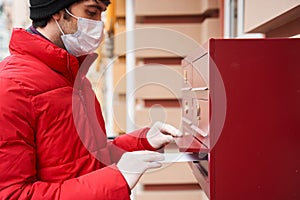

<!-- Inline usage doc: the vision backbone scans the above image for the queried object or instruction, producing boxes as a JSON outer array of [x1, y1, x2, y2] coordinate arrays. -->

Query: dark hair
[[32, 0, 110, 28], [32, 2, 74, 28], [32, 10, 71, 28], [32, 17, 52, 28]]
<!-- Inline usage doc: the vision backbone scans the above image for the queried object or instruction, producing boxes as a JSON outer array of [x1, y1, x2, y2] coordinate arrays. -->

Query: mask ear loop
[[55, 9, 78, 36], [65, 8, 79, 20], [55, 19, 65, 35]]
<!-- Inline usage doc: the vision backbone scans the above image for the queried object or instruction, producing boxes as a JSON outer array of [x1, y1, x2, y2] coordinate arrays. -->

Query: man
[[0, 0, 182, 199]]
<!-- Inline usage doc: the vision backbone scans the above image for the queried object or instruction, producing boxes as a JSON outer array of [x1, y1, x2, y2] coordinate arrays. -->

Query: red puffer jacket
[[0, 28, 154, 200]]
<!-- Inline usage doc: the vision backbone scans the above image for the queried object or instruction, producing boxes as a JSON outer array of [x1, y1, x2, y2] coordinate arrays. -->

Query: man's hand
[[117, 151, 164, 189], [147, 121, 183, 149]]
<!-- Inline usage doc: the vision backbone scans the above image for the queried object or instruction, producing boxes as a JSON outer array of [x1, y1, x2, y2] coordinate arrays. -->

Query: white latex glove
[[147, 121, 183, 149], [117, 151, 164, 189]]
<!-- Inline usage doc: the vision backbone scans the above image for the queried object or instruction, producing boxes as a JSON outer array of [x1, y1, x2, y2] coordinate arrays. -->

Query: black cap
[[30, 0, 111, 20]]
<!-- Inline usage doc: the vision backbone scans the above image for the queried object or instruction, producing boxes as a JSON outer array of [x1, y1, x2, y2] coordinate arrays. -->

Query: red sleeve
[[113, 127, 156, 151], [107, 127, 157, 163], [93, 93, 156, 162], [0, 78, 130, 200], [59, 165, 130, 200]]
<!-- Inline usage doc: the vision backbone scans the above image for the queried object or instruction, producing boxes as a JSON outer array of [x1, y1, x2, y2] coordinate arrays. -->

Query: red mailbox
[[178, 38, 300, 199]]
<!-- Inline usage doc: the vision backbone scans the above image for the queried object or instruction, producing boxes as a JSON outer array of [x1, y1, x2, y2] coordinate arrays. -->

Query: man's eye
[[87, 11, 97, 16], [86, 9, 102, 20]]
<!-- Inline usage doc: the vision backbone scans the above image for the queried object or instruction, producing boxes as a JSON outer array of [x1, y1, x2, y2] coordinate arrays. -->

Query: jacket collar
[[9, 28, 80, 83]]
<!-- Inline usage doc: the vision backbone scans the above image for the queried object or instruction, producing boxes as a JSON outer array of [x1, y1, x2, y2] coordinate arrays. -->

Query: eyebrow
[[85, 4, 104, 11], [94, 0, 107, 11]]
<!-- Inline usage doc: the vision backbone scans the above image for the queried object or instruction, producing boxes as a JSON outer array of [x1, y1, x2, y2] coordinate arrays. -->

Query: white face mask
[[55, 9, 104, 57]]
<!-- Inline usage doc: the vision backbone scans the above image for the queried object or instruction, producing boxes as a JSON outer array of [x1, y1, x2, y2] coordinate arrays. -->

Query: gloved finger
[[162, 135, 174, 144], [160, 124, 183, 137], [131, 150, 155, 155], [142, 153, 165, 162], [147, 161, 163, 169], [153, 135, 175, 148]]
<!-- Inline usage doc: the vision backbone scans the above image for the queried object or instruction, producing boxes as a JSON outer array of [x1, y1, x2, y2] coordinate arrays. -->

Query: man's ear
[[52, 10, 64, 21]]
